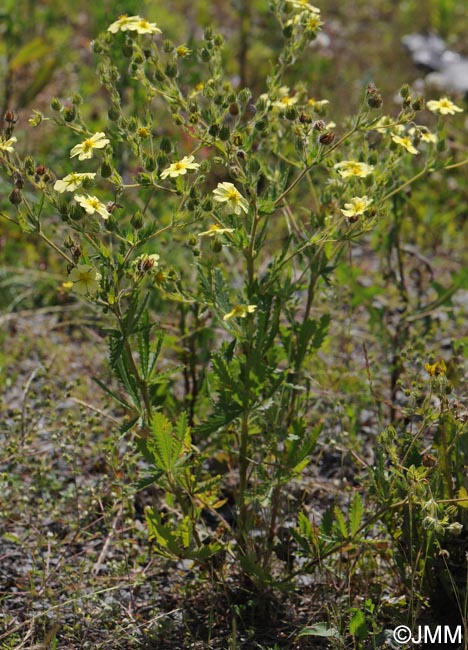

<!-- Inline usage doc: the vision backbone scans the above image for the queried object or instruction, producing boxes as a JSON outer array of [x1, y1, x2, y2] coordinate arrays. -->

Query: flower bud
[[366, 88, 383, 109], [200, 48, 211, 62], [208, 124, 219, 137], [213, 34, 224, 47], [71, 93, 82, 106], [299, 112, 313, 124], [399, 84, 410, 99], [35, 165, 46, 176], [164, 61, 177, 78], [63, 106, 77, 122], [313, 119, 326, 131], [204, 27, 213, 40], [285, 106, 298, 120], [202, 198, 213, 211], [233, 133, 243, 147], [9, 188, 22, 205], [319, 131, 335, 145], [219, 125, 230, 141], [24, 157, 35, 175], [211, 238, 223, 253], [131, 211, 144, 229], [107, 105, 119, 122], [4, 110, 17, 124], [187, 233, 198, 246], [144, 155, 157, 172], [229, 102, 239, 116], [100, 160, 112, 178], [412, 96, 425, 111], [50, 97, 62, 111]]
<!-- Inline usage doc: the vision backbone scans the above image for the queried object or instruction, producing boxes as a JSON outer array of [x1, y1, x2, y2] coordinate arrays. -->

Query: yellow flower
[[334, 161, 374, 179], [68, 264, 101, 296], [213, 182, 249, 215], [0, 137, 17, 153], [223, 304, 257, 321], [160, 155, 200, 179], [409, 127, 437, 144], [391, 134, 419, 155], [426, 97, 463, 115], [272, 88, 299, 110], [287, 8, 323, 30], [70, 132, 109, 160], [107, 15, 161, 35], [75, 194, 109, 219], [108, 15, 141, 33], [425, 360, 447, 376], [340, 196, 372, 218], [176, 45, 191, 58], [133, 18, 162, 35], [198, 224, 235, 237], [54, 172, 96, 193]]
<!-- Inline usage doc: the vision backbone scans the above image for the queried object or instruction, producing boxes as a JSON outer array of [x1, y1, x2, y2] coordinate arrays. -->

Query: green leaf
[[334, 506, 348, 539], [349, 492, 363, 537], [349, 609, 368, 639]]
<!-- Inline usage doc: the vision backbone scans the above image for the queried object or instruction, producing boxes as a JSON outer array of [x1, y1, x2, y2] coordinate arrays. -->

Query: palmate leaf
[[148, 412, 190, 472]]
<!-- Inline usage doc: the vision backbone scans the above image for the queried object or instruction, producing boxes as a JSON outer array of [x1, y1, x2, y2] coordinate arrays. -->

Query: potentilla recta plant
[[0, 2, 465, 588]]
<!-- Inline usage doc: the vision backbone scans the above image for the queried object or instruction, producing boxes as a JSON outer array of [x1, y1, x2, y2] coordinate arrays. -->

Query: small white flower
[[68, 264, 101, 296], [340, 196, 372, 218], [70, 132, 109, 161], [334, 161, 374, 179], [391, 134, 419, 155], [54, 172, 96, 193], [160, 155, 200, 180], [75, 194, 109, 219], [426, 97, 463, 115], [212, 182, 249, 215], [0, 137, 17, 153]]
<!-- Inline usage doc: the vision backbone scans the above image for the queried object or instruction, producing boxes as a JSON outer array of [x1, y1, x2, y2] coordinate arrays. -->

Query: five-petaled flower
[[213, 182, 249, 215], [426, 97, 463, 116], [272, 87, 299, 110], [68, 264, 101, 296], [160, 155, 200, 179], [0, 137, 17, 153], [70, 132, 110, 160], [391, 134, 419, 155], [223, 304, 257, 321], [75, 194, 109, 219], [334, 160, 374, 179], [340, 196, 373, 218], [54, 172, 96, 193], [198, 224, 235, 237], [108, 15, 161, 35]]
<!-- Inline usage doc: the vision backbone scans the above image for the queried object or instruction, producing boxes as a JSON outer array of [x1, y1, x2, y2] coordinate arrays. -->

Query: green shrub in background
[[1, 2, 467, 636]]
